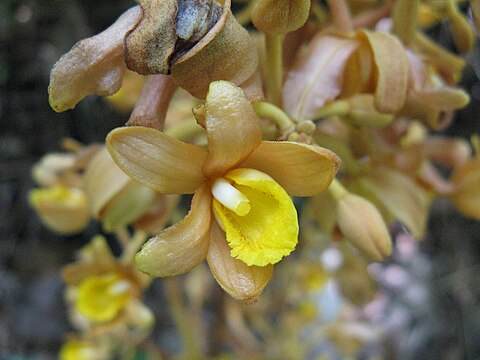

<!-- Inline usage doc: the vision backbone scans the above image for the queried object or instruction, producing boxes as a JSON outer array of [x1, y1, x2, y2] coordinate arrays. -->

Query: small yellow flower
[[63, 236, 151, 325], [59, 339, 106, 360], [76, 273, 133, 323], [107, 81, 339, 301]]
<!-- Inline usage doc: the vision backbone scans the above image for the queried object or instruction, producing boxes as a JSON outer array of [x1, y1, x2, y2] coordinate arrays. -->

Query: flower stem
[[314, 100, 350, 119], [165, 277, 202, 360], [326, 0, 353, 33], [253, 101, 295, 135], [127, 75, 177, 130], [392, 0, 419, 45], [165, 120, 204, 141], [327, 178, 348, 201], [265, 34, 284, 107]]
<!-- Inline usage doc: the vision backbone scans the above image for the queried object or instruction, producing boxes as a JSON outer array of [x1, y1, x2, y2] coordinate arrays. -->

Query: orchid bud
[[125, 0, 258, 99], [336, 193, 392, 262], [329, 180, 392, 262], [252, 0, 311, 35]]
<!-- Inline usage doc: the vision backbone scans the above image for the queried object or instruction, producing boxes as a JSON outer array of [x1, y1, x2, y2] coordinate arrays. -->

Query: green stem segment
[[165, 120, 204, 141], [327, 178, 348, 201], [165, 278, 202, 360], [314, 100, 350, 119], [253, 101, 295, 134], [265, 34, 285, 107]]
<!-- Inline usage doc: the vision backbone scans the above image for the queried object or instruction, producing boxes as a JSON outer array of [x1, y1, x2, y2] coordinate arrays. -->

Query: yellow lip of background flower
[[29, 185, 90, 235], [76, 273, 133, 323], [107, 80, 339, 300]]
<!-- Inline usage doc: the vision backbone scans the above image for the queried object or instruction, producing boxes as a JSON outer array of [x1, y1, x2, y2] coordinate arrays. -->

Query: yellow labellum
[[76, 274, 131, 323], [59, 340, 97, 360], [29, 185, 87, 208], [212, 168, 298, 267]]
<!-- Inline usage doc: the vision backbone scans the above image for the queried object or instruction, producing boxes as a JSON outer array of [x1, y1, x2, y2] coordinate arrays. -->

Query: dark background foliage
[[0, 1, 479, 359]]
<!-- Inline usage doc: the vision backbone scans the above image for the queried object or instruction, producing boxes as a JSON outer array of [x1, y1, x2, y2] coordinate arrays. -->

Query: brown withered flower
[[49, 0, 259, 113]]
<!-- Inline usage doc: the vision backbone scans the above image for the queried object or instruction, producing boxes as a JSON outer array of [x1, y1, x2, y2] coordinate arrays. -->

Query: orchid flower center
[[76, 274, 132, 323], [210, 168, 299, 267], [211, 177, 250, 216]]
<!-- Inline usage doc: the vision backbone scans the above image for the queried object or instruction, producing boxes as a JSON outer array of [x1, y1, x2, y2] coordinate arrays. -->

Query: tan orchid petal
[[359, 167, 432, 239], [391, 0, 419, 45], [84, 147, 131, 218], [341, 45, 373, 98], [423, 136, 471, 168], [62, 262, 113, 286], [448, 11, 475, 53], [283, 35, 360, 120], [450, 157, 480, 220], [203, 81, 262, 177], [414, 32, 466, 78], [207, 221, 273, 303], [48, 6, 141, 112], [135, 183, 212, 277], [240, 141, 340, 197], [398, 92, 455, 130], [107, 126, 207, 194], [413, 87, 470, 111], [101, 181, 157, 232], [360, 30, 408, 113]]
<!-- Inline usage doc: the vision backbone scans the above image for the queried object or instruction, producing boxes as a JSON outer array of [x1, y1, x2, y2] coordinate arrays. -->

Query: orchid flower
[[107, 81, 339, 302]]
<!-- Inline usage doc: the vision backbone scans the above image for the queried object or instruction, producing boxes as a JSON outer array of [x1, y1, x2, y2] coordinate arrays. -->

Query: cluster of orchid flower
[[29, 0, 480, 358]]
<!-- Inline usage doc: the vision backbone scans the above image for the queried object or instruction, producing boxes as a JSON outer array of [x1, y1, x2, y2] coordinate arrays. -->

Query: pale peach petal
[[48, 6, 141, 112], [283, 35, 360, 120], [360, 30, 408, 113], [135, 183, 212, 277], [62, 263, 113, 286], [202, 81, 262, 177], [240, 141, 340, 196], [107, 127, 207, 194], [207, 221, 273, 303], [359, 167, 432, 238], [405, 49, 427, 91]]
